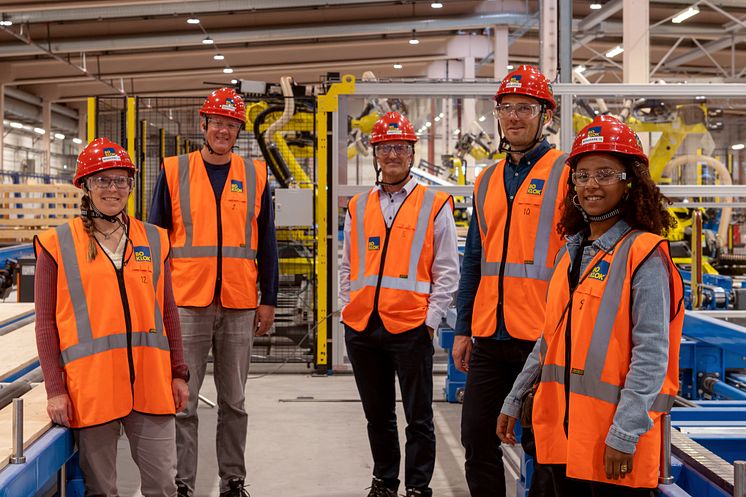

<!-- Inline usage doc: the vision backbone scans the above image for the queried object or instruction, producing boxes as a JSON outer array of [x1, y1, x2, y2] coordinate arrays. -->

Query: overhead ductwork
[[3, 88, 79, 134]]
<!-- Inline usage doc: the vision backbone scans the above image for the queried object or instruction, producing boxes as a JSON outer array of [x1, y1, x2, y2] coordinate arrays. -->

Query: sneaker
[[366, 477, 398, 497], [219, 479, 250, 497], [176, 483, 190, 497]]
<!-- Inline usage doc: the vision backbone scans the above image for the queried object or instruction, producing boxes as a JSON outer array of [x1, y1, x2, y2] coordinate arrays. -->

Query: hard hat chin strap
[[373, 157, 413, 188], [497, 105, 547, 155], [81, 190, 126, 224]]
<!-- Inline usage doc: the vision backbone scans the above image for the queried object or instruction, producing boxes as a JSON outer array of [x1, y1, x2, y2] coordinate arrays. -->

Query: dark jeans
[[549, 465, 659, 497], [460, 337, 536, 497], [345, 319, 435, 495], [521, 429, 556, 497]]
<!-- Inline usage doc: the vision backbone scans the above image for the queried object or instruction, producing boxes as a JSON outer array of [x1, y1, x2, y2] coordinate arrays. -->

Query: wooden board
[[0, 324, 38, 381], [0, 385, 52, 472], [0, 183, 82, 242]]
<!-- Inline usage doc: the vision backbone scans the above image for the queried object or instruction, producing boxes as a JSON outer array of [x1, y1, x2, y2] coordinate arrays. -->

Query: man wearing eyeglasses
[[454, 65, 570, 497], [148, 87, 278, 497], [340, 112, 459, 497]]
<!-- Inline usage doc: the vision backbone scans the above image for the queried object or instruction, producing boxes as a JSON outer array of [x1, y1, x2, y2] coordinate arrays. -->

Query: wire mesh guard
[[93, 95, 318, 366]]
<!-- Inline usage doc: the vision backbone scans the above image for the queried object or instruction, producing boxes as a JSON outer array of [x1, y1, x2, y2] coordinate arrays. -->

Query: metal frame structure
[[324, 77, 746, 371]]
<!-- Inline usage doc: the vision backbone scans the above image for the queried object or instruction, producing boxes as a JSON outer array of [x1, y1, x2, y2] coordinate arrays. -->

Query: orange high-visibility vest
[[163, 151, 267, 309], [342, 184, 453, 333], [472, 148, 569, 339], [533, 230, 684, 488], [34, 218, 175, 428]]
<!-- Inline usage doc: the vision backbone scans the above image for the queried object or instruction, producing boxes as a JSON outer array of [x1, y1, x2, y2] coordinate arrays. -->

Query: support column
[[42, 99, 52, 176], [623, 0, 649, 83], [540, 0, 559, 81], [493, 26, 509, 82]]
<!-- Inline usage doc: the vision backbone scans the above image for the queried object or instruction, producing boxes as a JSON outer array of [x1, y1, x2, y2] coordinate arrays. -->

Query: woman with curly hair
[[496, 116, 684, 496]]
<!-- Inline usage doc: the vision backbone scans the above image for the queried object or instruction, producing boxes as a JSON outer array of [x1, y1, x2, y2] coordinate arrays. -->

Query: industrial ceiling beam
[[0, 13, 531, 57], [577, 0, 623, 31], [3, 0, 399, 23]]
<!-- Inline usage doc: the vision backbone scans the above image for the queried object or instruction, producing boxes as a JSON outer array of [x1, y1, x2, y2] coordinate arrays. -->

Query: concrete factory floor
[[115, 370, 519, 497]]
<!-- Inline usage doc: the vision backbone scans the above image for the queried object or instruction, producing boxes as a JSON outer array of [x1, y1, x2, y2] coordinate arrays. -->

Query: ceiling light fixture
[[479, 115, 486, 122], [0, 19, 13, 27], [590, 2, 602, 9], [605, 45, 624, 58], [223, 67, 234, 74], [732, 143, 745, 151], [54, 133, 65, 140], [9, 122, 22, 129], [506, 64, 514, 70], [202, 36, 214, 45], [672, 6, 700, 24], [431, 2, 444, 7], [187, 17, 200, 24], [72, 138, 83, 144], [393, 63, 403, 69], [575, 65, 587, 73], [230, 79, 238, 84], [33, 127, 45, 135], [213, 53, 225, 61], [409, 30, 420, 45]]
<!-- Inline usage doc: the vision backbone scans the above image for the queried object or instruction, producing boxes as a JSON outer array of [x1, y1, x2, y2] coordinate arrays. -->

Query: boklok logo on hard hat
[[505, 75, 523, 89], [386, 122, 402, 135], [588, 260, 610, 281], [527, 179, 545, 195], [221, 98, 236, 112], [134, 246, 152, 262], [581, 126, 604, 145], [101, 147, 119, 162]]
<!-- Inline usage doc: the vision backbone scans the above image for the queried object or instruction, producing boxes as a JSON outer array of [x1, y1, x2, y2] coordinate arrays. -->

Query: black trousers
[[549, 464, 659, 497], [345, 319, 435, 495], [460, 337, 543, 497], [521, 429, 556, 497]]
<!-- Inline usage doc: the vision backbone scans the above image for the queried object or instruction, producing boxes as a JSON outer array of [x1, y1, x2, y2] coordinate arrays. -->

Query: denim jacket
[[501, 219, 672, 454]]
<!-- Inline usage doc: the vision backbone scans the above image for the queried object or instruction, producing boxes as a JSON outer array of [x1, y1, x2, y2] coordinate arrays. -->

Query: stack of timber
[[0, 183, 81, 243]]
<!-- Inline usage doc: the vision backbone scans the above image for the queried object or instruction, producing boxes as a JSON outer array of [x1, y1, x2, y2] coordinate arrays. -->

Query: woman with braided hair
[[34, 138, 189, 497], [497, 116, 684, 496]]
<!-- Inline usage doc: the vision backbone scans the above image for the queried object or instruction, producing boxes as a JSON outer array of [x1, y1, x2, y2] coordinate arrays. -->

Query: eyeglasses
[[492, 103, 543, 119], [207, 119, 242, 132], [87, 175, 134, 190], [571, 169, 627, 186], [374, 144, 413, 156]]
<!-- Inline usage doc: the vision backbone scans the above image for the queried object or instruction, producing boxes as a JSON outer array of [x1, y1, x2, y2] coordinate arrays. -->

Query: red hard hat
[[73, 138, 137, 188], [495, 65, 556, 111], [370, 112, 417, 144], [568, 115, 648, 166], [199, 87, 246, 124]]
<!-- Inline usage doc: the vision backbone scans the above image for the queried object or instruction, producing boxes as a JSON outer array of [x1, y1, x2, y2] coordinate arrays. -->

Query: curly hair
[[557, 155, 676, 237]]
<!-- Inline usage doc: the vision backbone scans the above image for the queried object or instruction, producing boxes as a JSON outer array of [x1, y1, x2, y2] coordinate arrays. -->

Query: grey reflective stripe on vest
[[478, 153, 568, 282], [475, 165, 496, 240], [349, 188, 435, 294], [171, 153, 257, 260], [144, 223, 164, 336], [540, 232, 674, 413], [60, 331, 170, 365], [57, 223, 94, 343], [57, 223, 169, 366]]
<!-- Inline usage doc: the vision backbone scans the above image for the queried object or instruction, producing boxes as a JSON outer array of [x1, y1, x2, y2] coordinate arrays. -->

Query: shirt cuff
[[425, 313, 442, 332], [500, 396, 522, 418], [259, 296, 277, 307], [605, 424, 639, 455], [172, 365, 190, 382]]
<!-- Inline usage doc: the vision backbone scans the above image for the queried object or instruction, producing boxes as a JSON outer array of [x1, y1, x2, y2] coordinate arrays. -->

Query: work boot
[[219, 478, 251, 497], [366, 477, 398, 497], [405, 487, 431, 497], [176, 483, 190, 497]]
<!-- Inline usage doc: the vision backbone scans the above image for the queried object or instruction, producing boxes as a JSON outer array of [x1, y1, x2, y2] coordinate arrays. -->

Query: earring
[[627, 182, 632, 188], [572, 194, 589, 223]]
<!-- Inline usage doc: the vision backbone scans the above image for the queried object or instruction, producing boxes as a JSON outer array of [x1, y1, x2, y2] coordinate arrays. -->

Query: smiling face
[[86, 168, 133, 217], [574, 153, 628, 217], [202, 114, 241, 156], [497, 94, 551, 149], [374, 139, 414, 184]]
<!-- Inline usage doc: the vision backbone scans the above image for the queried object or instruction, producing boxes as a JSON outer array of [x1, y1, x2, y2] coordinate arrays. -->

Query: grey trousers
[[175, 301, 255, 494], [76, 411, 177, 497]]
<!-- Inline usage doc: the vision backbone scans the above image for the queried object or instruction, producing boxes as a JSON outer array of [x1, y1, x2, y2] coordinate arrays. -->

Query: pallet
[[0, 184, 81, 243], [0, 324, 38, 382]]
